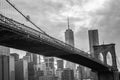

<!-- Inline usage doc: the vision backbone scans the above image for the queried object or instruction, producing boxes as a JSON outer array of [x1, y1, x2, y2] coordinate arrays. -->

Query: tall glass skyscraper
[[65, 18, 76, 77]]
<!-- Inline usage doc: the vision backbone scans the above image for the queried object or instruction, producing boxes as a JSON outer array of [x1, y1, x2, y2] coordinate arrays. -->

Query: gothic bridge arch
[[93, 44, 118, 71]]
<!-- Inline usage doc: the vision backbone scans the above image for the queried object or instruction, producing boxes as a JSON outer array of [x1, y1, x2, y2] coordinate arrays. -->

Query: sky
[[1, 0, 120, 68]]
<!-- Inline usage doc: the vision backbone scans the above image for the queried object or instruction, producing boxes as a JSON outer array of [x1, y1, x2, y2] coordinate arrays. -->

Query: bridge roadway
[[0, 14, 110, 72]]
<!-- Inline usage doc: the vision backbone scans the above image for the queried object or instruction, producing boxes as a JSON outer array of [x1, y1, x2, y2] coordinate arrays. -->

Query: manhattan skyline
[[2, 0, 120, 69]]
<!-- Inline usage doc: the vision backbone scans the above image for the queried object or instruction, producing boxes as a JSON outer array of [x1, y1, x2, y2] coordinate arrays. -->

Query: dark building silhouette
[[28, 62, 35, 80], [0, 55, 9, 80], [15, 59, 28, 80], [0, 55, 15, 80], [62, 68, 74, 80]]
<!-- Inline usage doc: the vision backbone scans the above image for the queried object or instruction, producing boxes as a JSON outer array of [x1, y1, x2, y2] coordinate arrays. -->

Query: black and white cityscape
[[0, 25, 94, 80], [0, 0, 120, 80]]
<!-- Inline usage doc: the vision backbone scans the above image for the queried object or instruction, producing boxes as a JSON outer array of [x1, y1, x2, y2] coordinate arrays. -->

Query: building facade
[[10, 53, 19, 61], [0, 46, 10, 56], [57, 60, 64, 70], [56, 69, 63, 80], [44, 57, 55, 76], [9, 55, 15, 80], [62, 68, 74, 80], [15, 59, 28, 80], [0, 55, 9, 80], [65, 19, 76, 77]]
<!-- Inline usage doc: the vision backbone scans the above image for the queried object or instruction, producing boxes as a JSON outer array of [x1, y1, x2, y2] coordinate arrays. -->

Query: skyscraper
[[0, 46, 14, 80], [0, 55, 15, 80], [88, 29, 99, 80], [9, 55, 15, 80], [65, 18, 74, 46], [0, 55, 9, 80], [88, 29, 99, 57], [44, 57, 55, 76], [15, 59, 28, 80], [26, 52, 41, 64], [65, 18, 76, 76]]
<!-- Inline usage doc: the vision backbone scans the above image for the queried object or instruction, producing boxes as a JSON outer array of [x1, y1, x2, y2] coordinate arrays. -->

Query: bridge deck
[[0, 14, 110, 71]]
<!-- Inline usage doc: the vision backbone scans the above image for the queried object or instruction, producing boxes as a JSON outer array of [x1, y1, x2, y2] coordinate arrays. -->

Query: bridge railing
[[0, 14, 90, 58]]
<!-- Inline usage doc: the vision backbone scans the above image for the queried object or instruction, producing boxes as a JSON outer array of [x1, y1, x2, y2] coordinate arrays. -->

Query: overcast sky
[[1, 0, 120, 68]]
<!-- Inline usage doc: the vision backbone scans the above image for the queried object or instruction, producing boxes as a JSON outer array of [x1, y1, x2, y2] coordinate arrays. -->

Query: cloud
[[43, 0, 111, 34]]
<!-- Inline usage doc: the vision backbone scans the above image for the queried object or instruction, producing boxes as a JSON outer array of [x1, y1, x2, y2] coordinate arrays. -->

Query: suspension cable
[[6, 0, 46, 34], [5, 0, 61, 42]]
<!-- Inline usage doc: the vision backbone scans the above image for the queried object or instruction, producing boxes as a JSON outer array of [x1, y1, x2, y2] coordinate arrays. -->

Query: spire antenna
[[67, 17, 70, 29]]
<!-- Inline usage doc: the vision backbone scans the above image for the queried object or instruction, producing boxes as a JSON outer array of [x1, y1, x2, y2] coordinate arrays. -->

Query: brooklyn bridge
[[0, 0, 120, 80]]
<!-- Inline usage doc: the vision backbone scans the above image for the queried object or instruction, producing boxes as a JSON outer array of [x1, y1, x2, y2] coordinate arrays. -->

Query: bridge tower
[[93, 44, 119, 80], [93, 44, 118, 71], [88, 29, 119, 80]]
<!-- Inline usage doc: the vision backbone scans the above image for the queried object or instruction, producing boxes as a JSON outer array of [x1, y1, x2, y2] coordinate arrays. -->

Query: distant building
[[88, 30, 99, 80], [0, 55, 15, 80], [26, 52, 41, 71], [62, 68, 74, 80], [15, 59, 28, 80], [0, 55, 9, 80], [28, 62, 35, 80], [26, 52, 33, 62], [44, 57, 55, 76], [0, 46, 10, 56], [57, 60, 64, 70], [39, 75, 58, 80], [65, 18, 76, 77], [41, 62, 46, 72], [26, 52, 41, 64], [56, 68, 63, 80], [36, 68, 44, 80], [9, 55, 15, 80], [10, 53, 19, 61], [88, 29, 99, 58], [0, 46, 10, 80], [23, 56, 31, 63]]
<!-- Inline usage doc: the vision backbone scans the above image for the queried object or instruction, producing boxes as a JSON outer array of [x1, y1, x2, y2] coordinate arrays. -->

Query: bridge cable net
[[0, 0, 89, 57]]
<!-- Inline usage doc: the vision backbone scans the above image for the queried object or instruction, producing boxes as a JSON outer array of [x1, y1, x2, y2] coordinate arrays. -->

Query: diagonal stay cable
[[6, 0, 46, 34], [5, 0, 63, 45]]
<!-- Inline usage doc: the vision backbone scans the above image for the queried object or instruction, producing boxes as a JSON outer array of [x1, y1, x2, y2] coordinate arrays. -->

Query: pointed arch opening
[[106, 52, 113, 66], [98, 53, 104, 63]]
